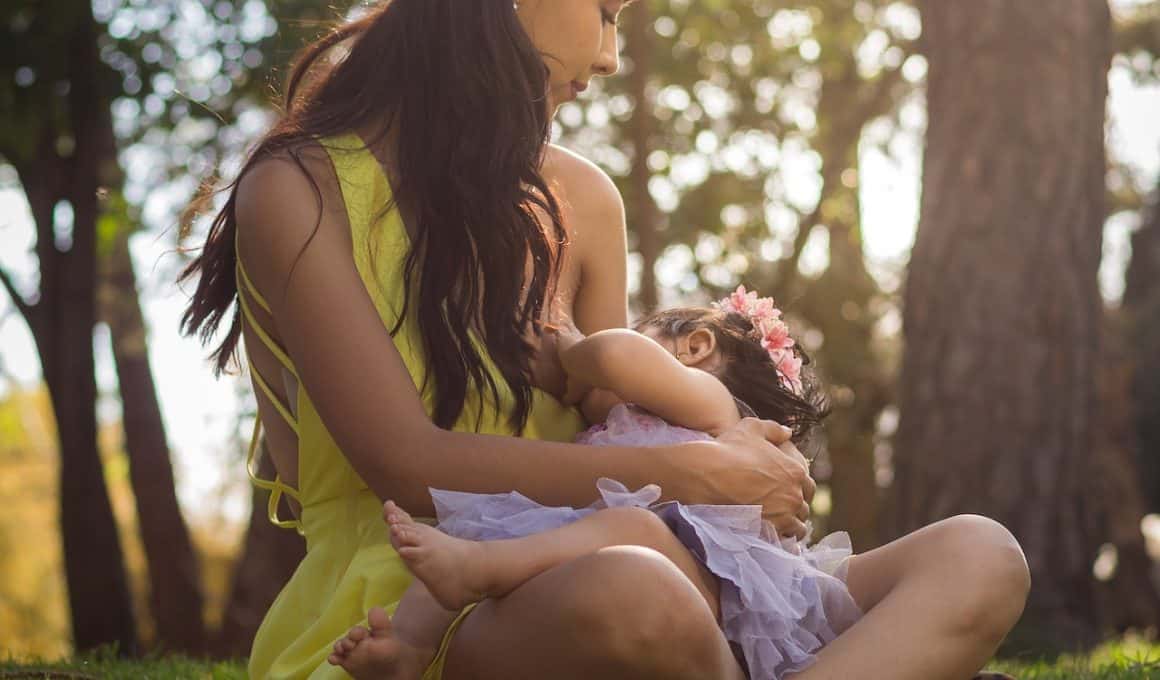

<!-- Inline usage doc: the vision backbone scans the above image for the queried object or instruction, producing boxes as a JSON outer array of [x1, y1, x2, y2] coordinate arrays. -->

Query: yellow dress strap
[[246, 418, 305, 535], [250, 362, 300, 436], [235, 229, 304, 533], [236, 262, 299, 379]]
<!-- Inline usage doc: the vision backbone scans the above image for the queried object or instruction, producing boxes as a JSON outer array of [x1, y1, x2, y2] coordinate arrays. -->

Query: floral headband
[[713, 285, 803, 395]]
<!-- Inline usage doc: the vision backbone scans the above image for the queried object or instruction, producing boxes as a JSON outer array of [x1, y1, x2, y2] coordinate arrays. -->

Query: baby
[[329, 286, 862, 679]]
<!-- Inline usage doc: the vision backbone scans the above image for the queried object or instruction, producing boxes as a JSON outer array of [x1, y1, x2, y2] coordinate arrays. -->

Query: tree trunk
[[809, 225, 888, 553], [1090, 309, 1160, 631], [212, 451, 305, 659], [1123, 181, 1160, 513], [626, 0, 661, 311], [891, 0, 1111, 652], [27, 2, 139, 652], [100, 227, 208, 653], [792, 51, 894, 553]]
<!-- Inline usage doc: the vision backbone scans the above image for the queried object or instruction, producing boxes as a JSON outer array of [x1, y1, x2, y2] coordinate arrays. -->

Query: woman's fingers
[[775, 515, 808, 541], [775, 435, 811, 470], [801, 472, 816, 504], [751, 417, 792, 445], [714, 417, 817, 530]]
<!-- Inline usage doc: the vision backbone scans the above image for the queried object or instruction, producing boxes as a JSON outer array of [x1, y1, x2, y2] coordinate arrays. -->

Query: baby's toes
[[367, 605, 393, 634], [391, 523, 420, 548], [393, 504, 415, 524], [383, 500, 402, 525]]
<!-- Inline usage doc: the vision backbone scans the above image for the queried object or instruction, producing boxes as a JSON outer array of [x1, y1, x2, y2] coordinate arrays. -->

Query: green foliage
[[557, 0, 918, 300], [1114, 0, 1160, 84]]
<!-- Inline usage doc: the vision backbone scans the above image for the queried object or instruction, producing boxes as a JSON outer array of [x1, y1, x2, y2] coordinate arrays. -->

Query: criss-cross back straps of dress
[[235, 231, 305, 534]]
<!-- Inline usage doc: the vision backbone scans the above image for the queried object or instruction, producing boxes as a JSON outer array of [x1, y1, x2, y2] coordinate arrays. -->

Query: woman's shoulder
[[234, 141, 355, 297], [240, 139, 342, 194], [236, 141, 346, 233], [543, 144, 622, 215]]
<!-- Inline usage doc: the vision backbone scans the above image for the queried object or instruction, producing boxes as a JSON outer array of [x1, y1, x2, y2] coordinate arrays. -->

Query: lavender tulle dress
[[429, 404, 863, 679]]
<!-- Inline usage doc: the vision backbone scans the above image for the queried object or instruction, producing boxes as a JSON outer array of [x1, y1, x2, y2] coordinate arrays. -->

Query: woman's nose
[[593, 27, 621, 77]]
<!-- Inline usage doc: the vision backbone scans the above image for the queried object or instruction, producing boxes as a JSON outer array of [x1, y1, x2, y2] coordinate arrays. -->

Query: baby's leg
[[385, 501, 721, 620], [328, 524, 461, 679]]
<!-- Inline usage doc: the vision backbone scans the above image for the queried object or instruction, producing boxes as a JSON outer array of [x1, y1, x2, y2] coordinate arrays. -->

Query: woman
[[181, 1, 1030, 678]]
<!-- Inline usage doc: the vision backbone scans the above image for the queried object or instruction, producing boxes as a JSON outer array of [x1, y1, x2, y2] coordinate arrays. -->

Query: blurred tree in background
[[557, 0, 920, 551], [889, 0, 1160, 653], [1, 0, 139, 654], [1116, 1, 1160, 518], [0, 0, 320, 655], [1, 0, 1158, 661]]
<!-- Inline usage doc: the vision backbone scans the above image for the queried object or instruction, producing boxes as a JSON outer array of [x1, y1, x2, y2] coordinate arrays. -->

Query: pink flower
[[761, 321, 794, 351], [715, 284, 804, 396], [751, 297, 781, 323], [727, 286, 759, 316], [778, 352, 802, 383]]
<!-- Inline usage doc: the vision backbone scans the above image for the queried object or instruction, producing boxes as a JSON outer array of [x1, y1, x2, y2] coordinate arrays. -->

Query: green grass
[[988, 637, 1160, 679], [3, 639, 1160, 679], [0, 649, 246, 680]]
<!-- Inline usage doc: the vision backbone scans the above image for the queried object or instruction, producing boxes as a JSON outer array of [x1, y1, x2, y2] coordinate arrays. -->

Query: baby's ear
[[685, 327, 718, 361]]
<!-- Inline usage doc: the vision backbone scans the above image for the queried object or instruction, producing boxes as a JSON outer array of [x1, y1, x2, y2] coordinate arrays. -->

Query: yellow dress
[[236, 132, 585, 679]]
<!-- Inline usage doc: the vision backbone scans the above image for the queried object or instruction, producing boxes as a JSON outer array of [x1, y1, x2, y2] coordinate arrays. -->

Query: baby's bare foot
[[384, 500, 492, 610], [327, 606, 430, 680]]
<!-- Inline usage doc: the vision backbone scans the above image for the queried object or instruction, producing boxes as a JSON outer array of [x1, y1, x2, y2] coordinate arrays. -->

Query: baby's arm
[[560, 329, 741, 435]]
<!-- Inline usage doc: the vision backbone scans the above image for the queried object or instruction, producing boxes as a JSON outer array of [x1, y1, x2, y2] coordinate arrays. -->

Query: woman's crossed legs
[[333, 506, 1029, 680], [443, 514, 1029, 680]]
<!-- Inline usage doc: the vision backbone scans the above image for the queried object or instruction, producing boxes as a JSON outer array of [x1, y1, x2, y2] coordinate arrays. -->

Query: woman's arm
[[560, 329, 740, 435], [235, 150, 813, 536]]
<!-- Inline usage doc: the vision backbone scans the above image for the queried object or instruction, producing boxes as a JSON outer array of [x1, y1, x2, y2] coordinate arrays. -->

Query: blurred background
[[1, 0, 1158, 663]]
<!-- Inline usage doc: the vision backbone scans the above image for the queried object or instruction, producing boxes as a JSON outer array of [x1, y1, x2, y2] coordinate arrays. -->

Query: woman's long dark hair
[[180, 0, 567, 433]]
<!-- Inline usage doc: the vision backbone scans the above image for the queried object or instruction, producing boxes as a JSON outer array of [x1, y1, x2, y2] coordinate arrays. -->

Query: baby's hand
[[547, 314, 585, 355], [526, 323, 568, 399], [561, 374, 592, 406]]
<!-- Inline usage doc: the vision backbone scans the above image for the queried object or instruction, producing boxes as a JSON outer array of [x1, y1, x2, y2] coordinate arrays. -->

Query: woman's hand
[[673, 418, 815, 540]]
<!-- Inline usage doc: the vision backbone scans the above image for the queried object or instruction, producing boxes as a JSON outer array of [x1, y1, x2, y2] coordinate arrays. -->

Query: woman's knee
[[932, 515, 1030, 638], [562, 546, 733, 676]]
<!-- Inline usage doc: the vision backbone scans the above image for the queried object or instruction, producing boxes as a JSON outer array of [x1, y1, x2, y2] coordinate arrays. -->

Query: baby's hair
[[634, 307, 829, 442]]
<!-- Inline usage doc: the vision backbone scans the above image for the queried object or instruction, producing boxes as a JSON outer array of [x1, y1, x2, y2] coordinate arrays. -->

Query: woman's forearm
[[360, 423, 710, 515]]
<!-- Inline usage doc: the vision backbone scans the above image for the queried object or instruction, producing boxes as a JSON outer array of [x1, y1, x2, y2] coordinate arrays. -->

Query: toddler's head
[[634, 286, 828, 442]]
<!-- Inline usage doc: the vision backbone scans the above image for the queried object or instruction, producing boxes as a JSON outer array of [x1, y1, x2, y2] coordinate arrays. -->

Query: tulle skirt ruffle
[[430, 478, 863, 679]]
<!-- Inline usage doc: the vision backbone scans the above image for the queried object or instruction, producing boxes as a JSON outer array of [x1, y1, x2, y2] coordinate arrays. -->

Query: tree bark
[[891, 0, 1111, 651], [100, 227, 207, 653], [626, 0, 661, 311]]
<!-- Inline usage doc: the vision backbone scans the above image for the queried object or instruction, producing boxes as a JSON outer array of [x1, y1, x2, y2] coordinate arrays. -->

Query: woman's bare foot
[[327, 606, 431, 680], [384, 500, 493, 610]]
